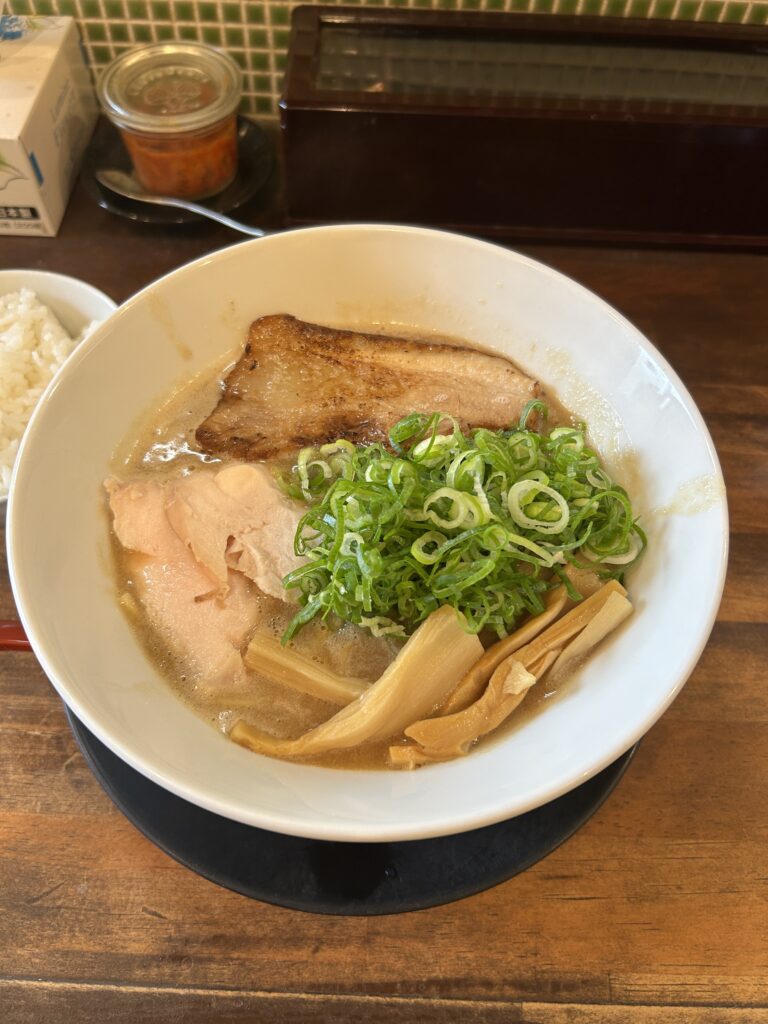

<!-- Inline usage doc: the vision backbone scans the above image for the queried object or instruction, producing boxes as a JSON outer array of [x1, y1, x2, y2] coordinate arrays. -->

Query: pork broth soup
[[107, 316, 642, 770]]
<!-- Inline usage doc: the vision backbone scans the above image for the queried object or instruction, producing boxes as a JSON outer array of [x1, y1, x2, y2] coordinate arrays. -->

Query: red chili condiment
[[98, 43, 241, 201], [121, 116, 238, 199]]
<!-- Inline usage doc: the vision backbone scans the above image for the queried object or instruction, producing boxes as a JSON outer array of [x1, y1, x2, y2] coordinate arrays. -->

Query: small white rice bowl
[[0, 271, 117, 502], [0, 289, 81, 499]]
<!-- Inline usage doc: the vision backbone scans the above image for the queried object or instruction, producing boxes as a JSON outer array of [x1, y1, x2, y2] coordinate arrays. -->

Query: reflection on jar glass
[[98, 42, 242, 200]]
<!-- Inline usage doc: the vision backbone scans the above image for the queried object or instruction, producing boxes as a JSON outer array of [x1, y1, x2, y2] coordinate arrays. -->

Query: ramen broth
[[110, 336, 575, 769]]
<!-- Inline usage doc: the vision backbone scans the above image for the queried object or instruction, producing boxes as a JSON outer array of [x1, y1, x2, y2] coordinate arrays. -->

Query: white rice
[[0, 289, 92, 500]]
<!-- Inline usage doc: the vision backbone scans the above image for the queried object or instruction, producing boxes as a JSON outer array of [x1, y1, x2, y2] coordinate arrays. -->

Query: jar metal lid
[[98, 42, 242, 135]]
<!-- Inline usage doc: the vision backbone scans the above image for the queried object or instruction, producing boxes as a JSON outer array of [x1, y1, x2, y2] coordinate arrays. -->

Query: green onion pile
[[280, 402, 645, 643]]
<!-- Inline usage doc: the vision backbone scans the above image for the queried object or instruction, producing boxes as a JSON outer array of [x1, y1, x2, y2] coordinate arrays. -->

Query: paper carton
[[0, 16, 97, 237]]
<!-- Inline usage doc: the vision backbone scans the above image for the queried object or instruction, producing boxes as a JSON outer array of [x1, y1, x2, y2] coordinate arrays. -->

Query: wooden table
[[2, 179, 767, 1023]]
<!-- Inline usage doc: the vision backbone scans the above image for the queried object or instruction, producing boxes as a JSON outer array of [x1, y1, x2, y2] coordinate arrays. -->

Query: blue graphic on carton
[[0, 16, 27, 40]]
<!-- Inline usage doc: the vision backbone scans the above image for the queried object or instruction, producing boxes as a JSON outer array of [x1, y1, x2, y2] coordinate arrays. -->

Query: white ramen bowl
[[7, 226, 728, 842]]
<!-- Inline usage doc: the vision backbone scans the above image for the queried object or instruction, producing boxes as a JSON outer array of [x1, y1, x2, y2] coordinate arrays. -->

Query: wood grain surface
[[1, 176, 767, 1023]]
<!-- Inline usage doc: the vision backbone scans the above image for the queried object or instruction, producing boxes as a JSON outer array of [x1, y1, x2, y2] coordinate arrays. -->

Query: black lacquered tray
[[67, 708, 636, 915]]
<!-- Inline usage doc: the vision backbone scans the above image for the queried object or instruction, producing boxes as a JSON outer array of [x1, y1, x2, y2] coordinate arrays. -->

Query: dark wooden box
[[280, 7, 768, 246]]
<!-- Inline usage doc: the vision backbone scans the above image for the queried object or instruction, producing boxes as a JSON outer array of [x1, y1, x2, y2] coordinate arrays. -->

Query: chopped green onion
[[423, 487, 469, 530], [411, 531, 448, 565], [507, 479, 570, 534], [280, 408, 645, 641]]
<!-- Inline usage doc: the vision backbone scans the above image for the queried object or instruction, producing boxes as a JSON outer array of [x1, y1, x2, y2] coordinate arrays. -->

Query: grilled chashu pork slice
[[196, 314, 540, 461]]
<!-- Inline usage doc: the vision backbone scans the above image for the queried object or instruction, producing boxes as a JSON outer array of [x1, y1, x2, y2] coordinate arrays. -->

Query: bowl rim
[[6, 224, 729, 841], [0, 267, 118, 311]]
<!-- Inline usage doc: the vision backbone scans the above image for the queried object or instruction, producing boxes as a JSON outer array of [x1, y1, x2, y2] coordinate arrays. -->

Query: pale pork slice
[[217, 464, 304, 600], [106, 478, 259, 691], [196, 315, 541, 461], [165, 463, 304, 600]]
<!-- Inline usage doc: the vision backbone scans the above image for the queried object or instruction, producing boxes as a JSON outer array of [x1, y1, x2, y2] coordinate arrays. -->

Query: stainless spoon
[[96, 169, 267, 237]]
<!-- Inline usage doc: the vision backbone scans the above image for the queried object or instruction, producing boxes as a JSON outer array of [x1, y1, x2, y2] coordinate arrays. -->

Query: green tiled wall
[[7, 0, 768, 117]]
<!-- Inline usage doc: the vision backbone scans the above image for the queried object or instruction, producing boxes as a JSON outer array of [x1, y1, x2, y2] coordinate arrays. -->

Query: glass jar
[[98, 42, 242, 200]]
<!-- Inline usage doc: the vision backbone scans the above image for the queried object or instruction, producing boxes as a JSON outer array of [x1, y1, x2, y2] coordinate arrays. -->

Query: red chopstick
[[0, 620, 32, 652]]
